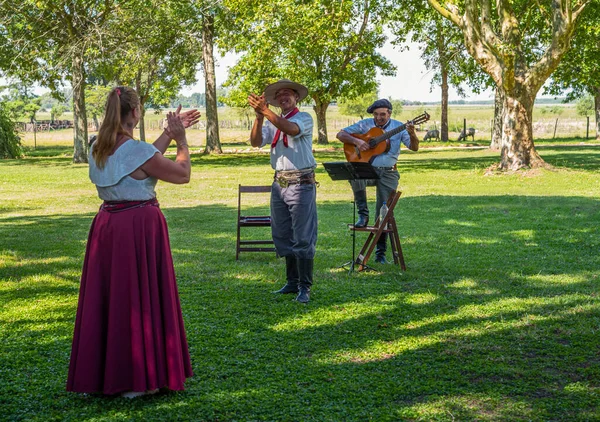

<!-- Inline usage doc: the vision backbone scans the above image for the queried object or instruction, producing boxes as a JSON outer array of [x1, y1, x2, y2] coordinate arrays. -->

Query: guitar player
[[335, 99, 420, 264]]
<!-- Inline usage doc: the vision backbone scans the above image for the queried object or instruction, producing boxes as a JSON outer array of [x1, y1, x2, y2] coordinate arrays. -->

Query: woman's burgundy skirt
[[66, 199, 193, 394]]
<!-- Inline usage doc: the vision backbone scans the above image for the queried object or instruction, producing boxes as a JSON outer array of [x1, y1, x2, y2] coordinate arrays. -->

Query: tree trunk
[[499, 93, 544, 170], [202, 14, 222, 154], [313, 100, 329, 145], [437, 21, 449, 142], [135, 75, 147, 142], [72, 53, 88, 163], [491, 87, 504, 149], [139, 102, 146, 142], [440, 67, 449, 142], [595, 87, 600, 140]]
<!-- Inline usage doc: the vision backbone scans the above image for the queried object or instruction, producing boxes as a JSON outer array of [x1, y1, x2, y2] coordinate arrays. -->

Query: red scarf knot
[[271, 108, 300, 148]]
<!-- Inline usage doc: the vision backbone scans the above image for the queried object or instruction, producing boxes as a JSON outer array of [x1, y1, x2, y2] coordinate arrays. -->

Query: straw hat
[[264, 79, 309, 105]]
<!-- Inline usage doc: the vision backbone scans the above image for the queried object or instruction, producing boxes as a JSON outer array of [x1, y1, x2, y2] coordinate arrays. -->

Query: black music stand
[[323, 161, 379, 273]]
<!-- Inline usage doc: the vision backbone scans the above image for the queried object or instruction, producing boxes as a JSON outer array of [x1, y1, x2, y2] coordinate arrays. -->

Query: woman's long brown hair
[[92, 86, 140, 168]]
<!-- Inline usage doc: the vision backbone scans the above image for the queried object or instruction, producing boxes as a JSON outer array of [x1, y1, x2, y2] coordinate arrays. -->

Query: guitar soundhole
[[369, 140, 377, 148]]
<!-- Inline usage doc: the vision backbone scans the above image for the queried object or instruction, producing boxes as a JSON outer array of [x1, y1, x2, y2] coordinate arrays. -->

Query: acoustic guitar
[[343, 112, 430, 163]]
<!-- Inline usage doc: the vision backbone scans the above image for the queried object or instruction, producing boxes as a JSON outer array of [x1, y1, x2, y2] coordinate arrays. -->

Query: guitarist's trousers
[[349, 166, 399, 257]]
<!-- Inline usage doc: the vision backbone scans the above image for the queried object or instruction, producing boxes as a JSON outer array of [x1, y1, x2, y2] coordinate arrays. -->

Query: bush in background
[[0, 103, 23, 158]]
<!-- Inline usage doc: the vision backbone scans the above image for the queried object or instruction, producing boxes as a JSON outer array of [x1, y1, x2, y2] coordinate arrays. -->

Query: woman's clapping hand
[[165, 111, 186, 144], [174, 105, 201, 128]]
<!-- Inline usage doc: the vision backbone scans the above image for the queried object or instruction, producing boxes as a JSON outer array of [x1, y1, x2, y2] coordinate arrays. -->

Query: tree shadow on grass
[[22, 145, 74, 158], [189, 152, 272, 168], [0, 155, 76, 167], [536, 145, 600, 171], [1, 195, 600, 420]]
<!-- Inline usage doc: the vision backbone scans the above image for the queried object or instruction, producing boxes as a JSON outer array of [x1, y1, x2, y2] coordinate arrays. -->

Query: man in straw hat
[[336, 99, 420, 264], [248, 79, 317, 303]]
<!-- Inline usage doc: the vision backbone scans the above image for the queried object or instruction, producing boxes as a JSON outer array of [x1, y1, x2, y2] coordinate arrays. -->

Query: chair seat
[[239, 216, 272, 226], [236, 185, 276, 260], [349, 224, 393, 233]]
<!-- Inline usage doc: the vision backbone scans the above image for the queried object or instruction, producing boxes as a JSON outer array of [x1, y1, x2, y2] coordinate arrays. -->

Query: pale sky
[[181, 40, 495, 103]]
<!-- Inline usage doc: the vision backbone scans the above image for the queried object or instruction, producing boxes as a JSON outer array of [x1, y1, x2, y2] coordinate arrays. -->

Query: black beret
[[367, 99, 393, 114]]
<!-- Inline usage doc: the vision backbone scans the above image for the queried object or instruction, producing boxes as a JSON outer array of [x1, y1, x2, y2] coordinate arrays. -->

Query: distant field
[[19, 104, 596, 149]]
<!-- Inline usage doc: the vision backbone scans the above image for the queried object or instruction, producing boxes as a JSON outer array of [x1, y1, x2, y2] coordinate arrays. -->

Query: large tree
[[160, 0, 223, 154], [221, 0, 395, 144], [546, 1, 600, 139], [427, 0, 590, 170], [201, 10, 222, 153], [0, 1, 117, 163], [391, 6, 476, 143], [95, 2, 202, 142]]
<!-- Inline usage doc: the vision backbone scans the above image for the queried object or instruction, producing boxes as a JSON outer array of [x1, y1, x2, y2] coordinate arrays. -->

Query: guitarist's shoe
[[354, 215, 369, 228], [274, 283, 299, 294], [375, 255, 389, 264]]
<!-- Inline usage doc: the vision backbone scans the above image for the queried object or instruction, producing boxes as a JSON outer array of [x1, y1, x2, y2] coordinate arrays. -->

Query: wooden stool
[[350, 191, 406, 271]]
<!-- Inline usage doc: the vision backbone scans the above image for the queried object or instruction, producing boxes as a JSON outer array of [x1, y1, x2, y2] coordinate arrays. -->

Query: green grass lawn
[[1, 143, 599, 421]]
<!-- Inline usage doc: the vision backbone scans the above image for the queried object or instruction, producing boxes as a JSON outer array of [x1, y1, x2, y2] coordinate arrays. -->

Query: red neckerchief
[[271, 107, 300, 148]]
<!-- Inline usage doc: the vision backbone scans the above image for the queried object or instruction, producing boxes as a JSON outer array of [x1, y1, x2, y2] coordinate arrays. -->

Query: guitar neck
[[372, 123, 406, 144], [366, 113, 429, 146]]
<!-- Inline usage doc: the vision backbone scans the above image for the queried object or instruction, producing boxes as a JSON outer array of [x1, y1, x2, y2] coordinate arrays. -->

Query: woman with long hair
[[66, 86, 200, 398]]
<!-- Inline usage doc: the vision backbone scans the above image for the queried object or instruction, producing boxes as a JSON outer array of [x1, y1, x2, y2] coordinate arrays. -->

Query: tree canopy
[[426, 0, 591, 170], [95, 2, 203, 141], [338, 91, 379, 120], [0, 83, 41, 121], [393, 5, 491, 142], [221, 0, 395, 144], [546, 1, 600, 138], [0, 0, 118, 162]]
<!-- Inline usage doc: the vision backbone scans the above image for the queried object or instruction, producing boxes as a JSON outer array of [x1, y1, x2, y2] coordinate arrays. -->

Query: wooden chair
[[236, 185, 276, 260], [351, 190, 406, 271]]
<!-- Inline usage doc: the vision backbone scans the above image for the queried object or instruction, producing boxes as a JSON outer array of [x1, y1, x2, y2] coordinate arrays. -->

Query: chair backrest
[[239, 186, 271, 193], [238, 185, 272, 219]]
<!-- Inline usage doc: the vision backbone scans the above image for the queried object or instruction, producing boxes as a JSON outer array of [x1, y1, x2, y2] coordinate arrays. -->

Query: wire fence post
[[586, 116, 590, 139]]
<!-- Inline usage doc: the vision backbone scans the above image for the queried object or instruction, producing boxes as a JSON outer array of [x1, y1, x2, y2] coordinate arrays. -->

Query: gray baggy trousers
[[271, 182, 318, 259]]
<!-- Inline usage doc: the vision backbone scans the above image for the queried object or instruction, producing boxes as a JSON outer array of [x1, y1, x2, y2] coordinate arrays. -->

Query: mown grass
[[1, 143, 599, 421]]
